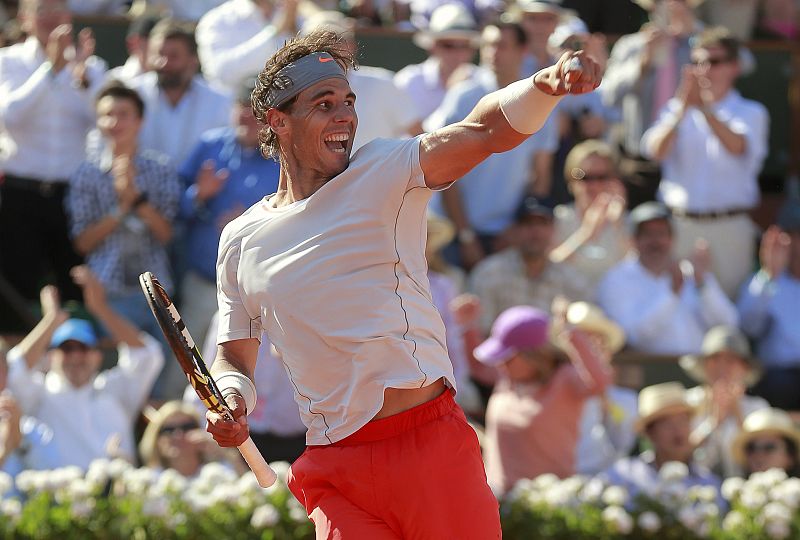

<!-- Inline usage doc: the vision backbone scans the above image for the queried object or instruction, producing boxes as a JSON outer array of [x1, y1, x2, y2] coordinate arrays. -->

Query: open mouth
[[323, 133, 349, 154]]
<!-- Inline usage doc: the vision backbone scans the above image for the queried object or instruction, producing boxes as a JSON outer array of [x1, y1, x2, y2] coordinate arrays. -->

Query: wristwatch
[[458, 228, 477, 244]]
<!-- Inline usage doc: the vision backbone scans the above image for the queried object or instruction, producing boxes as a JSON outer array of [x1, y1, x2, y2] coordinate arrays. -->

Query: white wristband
[[215, 371, 257, 415], [498, 75, 563, 135]]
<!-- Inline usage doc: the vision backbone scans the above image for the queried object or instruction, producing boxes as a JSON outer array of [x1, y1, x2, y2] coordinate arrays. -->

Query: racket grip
[[237, 436, 278, 488]]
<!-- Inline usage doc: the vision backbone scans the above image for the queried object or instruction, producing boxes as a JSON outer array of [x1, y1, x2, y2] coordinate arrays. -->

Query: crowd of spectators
[[1, 0, 800, 519]]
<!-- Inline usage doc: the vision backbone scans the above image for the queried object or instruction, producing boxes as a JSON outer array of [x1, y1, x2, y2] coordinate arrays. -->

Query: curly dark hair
[[252, 30, 357, 160]]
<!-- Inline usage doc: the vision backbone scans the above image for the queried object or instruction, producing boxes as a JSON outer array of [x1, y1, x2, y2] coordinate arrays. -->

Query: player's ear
[[266, 108, 289, 136]]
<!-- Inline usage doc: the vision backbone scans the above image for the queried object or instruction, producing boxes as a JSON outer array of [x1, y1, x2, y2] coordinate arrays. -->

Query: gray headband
[[266, 52, 347, 109]]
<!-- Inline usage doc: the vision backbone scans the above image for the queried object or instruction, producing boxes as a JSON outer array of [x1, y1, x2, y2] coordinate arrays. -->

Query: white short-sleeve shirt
[[216, 136, 455, 445]]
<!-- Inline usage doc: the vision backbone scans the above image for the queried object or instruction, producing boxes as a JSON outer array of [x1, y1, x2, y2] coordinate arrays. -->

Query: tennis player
[[205, 30, 601, 539]]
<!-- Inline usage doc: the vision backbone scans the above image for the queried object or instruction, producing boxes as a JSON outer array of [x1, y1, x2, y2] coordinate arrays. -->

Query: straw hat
[[561, 301, 625, 354], [299, 10, 355, 38], [426, 212, 455, 254], [732, 408, 800, 467], [679, 326, 762, 387], [413, 4, 479, 50], [633, 0, 705, 9], [634, 382, 695, 433]]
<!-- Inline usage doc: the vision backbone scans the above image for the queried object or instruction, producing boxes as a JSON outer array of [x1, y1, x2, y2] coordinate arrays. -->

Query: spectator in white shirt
[[738, 198, 800, 410], [105, 14, 161, 84], [6, 266, 163, 470], [0, 0, 107, 323], [641, 27, 769, 298], [128, 0, 228, 21], [394, 3, 480, 120], [512, 0, 564, 77], [597, 202, 739, 355], [298, 11, 423, 152], [681, 325, 768, 478], [130, 19, 232, 166], [195, 0, 299, 95]]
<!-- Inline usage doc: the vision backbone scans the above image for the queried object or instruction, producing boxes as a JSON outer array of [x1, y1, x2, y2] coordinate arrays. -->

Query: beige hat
[[732, 408, 800, 466], [516, 0, 566, 15], [633, 0, 705, 9], [413, 4, 480, 50], [299, 10, 355, 38], [634, 382, 695, 433], [426, 212, 455, 254], [679, 326, 762, 387], [562, 302, 625, 354]]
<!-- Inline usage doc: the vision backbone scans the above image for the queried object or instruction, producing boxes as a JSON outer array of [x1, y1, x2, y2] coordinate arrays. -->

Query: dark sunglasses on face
[[58, 342, 91, 354], [159, 421, 199, 435], [692, 57, 733, 67], [436, 40, 473, 50], [745, 440, 780, 455]]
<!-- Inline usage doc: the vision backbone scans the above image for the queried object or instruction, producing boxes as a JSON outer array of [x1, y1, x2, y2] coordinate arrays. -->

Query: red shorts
[[287, 390, 502, 539]]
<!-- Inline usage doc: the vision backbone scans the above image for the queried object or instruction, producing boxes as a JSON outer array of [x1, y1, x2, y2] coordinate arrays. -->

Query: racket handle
[[238, 436, 278, 488]]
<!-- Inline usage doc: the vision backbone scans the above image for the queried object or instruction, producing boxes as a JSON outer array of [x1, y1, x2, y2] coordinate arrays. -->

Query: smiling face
[[269, 77, 358, 180]]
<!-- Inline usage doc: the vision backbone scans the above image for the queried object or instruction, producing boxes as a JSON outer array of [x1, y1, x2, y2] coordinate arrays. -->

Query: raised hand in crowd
[[689, 238, 711, 288], [576, 192, 626, 244], [46, 23, 72, 73], [40, 285, 69, 328], [669, 259, 685, 295], [0, 393, 22, 466], [72, 27, 96, 88], [450, 293, 481, 331], [709, 377, 745, 425], [70, 265, 106, 315], [676, 65, 703, 111], [639, 26, 668, 71], [759, 225, 791, 279], [112, 154, 141, 214], [195, 159, 229, 202]]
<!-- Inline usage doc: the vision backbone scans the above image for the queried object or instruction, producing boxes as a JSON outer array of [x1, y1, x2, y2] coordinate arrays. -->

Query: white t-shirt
[[216, 136, 456, 445]]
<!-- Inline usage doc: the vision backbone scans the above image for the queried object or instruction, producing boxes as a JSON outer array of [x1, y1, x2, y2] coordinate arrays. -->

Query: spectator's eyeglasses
[[745, 441, 780, 455], [561, 37, 586, 52], [692, 57, 734, 67], [58, 342, 90, 354], [436, 40, 474, 50], [160, 421, 199, 435]]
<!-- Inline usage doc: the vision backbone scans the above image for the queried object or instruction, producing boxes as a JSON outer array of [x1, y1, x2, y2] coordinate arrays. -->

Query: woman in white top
[[550, 140, 631, 292]]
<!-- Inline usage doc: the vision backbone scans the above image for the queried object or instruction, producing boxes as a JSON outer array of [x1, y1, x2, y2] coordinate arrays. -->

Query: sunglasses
[[436, 41, 474, 51], [159, 421, 199, 435], [745, 441, 781, 455], [692, 57, 733, 67], [58, 342, 91, 353]]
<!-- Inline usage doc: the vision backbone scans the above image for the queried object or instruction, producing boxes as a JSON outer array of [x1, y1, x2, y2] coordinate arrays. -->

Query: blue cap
[[50, 319, 98, 349]]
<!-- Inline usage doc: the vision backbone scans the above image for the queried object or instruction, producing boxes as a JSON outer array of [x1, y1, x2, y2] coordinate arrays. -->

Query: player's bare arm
[[207, 337, 260, 447], [421, 50, 603, 189]]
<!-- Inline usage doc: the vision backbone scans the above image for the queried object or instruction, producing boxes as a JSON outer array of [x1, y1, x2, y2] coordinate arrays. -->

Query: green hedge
[[1, 461, 798, 539]]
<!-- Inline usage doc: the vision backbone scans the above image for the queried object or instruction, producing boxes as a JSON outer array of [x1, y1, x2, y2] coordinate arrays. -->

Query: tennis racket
[[139, 272, 277, 488]]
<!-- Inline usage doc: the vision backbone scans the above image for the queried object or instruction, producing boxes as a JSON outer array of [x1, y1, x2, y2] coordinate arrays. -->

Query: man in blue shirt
[[738, 197, 800, 410], [178, 77, 280, 347], [425, 21, 559, 269]]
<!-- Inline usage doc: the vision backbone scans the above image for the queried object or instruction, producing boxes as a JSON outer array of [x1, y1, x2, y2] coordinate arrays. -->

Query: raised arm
[[10, 286, 69, 370], [420, 52, 602, 189]]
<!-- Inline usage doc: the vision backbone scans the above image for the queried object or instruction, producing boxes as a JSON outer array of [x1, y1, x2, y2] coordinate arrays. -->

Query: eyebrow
[[309, 89, 357, 102]]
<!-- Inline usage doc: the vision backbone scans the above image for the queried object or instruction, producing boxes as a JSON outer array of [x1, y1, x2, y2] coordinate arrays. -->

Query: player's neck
[[272, 166, 330, 207]]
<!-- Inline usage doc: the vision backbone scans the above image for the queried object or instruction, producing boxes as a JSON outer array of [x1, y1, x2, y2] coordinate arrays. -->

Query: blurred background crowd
[[1, 0, 800, 506]]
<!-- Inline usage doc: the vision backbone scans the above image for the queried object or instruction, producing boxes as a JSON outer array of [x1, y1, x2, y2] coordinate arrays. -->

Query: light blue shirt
[[601, 452, 723, 509], [426, 70, 559, 234], [738, 270, 800, 368]]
